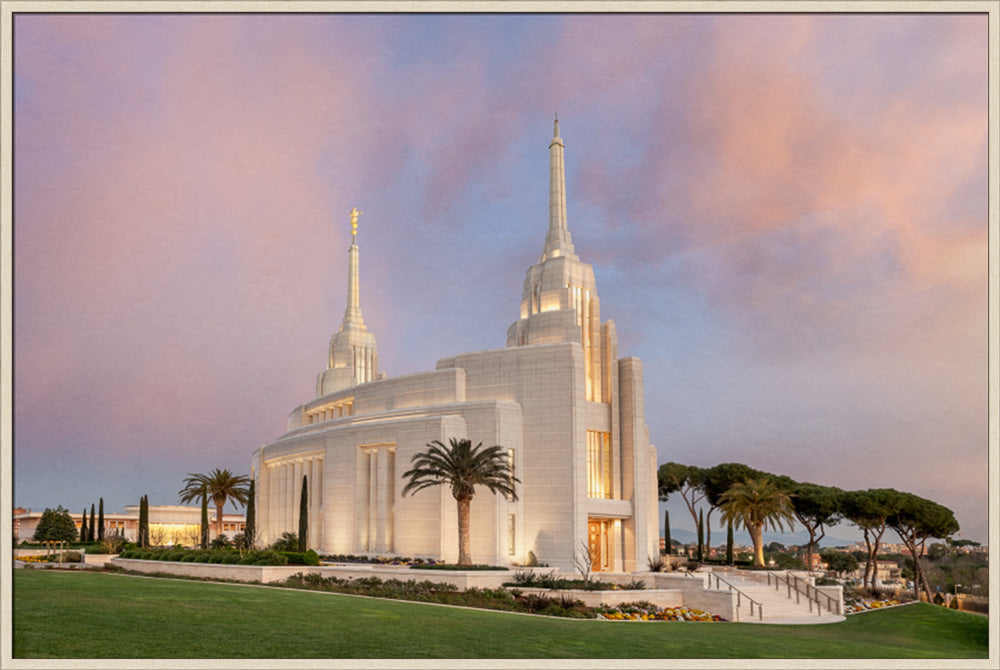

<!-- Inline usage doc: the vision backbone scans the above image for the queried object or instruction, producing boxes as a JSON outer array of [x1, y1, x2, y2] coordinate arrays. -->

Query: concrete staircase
[[705, 570, 845, 624]]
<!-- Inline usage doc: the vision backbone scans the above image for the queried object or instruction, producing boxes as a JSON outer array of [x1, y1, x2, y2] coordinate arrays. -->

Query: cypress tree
[[245, 480, 256, 550], [98, 498, 105, 541], [200, 493, 209, 548], [696, 508, 704, 562], [726, 518, 734, 565], [80, 508, 88, 544], [298, 475, 308, 552], [88, 504, 96, 542], [138, 495, 149, 548], [664, 509, 672, 556]]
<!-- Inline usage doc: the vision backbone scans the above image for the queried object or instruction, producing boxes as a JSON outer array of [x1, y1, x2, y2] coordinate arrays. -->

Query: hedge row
[[118, 548, 288, 566], [278, 549, 320, 566]]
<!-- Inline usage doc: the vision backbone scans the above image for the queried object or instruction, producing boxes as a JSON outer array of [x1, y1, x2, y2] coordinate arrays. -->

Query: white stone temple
[[251, 120, 659, 572]]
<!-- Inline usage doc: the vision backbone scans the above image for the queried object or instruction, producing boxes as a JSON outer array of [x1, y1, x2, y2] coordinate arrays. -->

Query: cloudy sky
[[10, 10, 991, 544]]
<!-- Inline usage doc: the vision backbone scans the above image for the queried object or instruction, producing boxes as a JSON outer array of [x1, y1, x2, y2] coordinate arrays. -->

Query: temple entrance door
[[588, 521, 602, 572], [587, 518, 613, 572]]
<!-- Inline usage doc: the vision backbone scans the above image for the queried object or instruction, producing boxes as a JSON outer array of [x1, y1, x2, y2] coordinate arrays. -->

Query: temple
[[251, 121, 659, 571]]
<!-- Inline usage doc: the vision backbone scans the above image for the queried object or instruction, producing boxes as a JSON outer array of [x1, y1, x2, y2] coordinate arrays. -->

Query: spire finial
[[554, 112, 559, 138], [350, 207, 362, 239]]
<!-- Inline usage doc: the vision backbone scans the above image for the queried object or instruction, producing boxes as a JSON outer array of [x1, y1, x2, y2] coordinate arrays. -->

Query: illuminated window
[[568, 284, 598, 401], [587, 431, 613, 499]]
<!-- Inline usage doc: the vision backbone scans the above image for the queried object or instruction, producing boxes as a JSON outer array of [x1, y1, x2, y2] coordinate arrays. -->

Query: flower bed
[[844, 596, 910, 614], [16, 552, 82, 564], [595, 601, 724, 622]]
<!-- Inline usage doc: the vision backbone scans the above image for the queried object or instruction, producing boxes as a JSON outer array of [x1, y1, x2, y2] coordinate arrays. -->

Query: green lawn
[[12, 570, 989, 659]]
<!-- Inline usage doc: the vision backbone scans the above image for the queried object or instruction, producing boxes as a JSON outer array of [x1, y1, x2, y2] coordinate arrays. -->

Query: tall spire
[[543, 114, 576, 260], [317, 207, 379, 396], [342, 207, 364, 329]]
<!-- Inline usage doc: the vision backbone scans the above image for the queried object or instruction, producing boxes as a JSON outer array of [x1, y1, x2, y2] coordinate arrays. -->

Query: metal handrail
[[765, 571, 841, 615], [705, 572, 764, 621]]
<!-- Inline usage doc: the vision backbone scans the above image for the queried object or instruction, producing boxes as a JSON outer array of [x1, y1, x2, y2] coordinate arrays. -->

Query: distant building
[[12, 507, 29, 541], [14, 505, 245, 544]]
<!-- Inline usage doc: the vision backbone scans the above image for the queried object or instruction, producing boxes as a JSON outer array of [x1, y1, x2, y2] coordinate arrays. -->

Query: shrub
[[238, 550, 288, 566], [270, 532, 299, 552], [279, 551, 320, 566], [210, 535, 231, 549], [517, 593, 558, 613], [63, 551, 83, 563]]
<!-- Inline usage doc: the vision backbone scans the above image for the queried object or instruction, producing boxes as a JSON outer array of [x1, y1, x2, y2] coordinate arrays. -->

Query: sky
[[8, 10, 992, 545]]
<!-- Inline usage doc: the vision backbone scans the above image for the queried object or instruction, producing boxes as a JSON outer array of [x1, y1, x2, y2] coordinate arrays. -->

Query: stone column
[[375, 446, 389, 552], [294, 460, 304, 543], [260, 465, 270, 544], [285, 463, 295, 534], [368, 450, 378, 552], [309, 458, 320, 549]]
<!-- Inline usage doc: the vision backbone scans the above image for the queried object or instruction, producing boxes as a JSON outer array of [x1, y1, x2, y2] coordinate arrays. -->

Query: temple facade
[[251, 121, 659, 572]]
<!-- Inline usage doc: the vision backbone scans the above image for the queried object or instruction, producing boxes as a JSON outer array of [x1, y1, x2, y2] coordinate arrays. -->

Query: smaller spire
[[554, 111, 559, 138]]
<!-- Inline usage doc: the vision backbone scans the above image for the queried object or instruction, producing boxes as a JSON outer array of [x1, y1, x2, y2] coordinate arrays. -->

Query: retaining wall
[[646, 573, 739, 621], [111, 558, 309, 583]]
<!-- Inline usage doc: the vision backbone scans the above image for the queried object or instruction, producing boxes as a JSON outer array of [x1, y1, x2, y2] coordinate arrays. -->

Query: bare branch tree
[[573, 540, 594, 584]]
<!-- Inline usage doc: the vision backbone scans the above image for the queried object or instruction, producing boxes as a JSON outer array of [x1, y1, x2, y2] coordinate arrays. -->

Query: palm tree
[[717, 478, 796, 567], [401, 438, 519, 566], [178, 468, 251, 538]]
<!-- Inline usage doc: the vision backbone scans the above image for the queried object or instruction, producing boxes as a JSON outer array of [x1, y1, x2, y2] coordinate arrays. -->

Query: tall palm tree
[[401, 438, 519, 566], [179, 468, 251, 538], [717, 478, 795, 567]]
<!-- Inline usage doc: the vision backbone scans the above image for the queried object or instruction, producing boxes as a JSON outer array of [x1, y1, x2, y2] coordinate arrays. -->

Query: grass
[[12, 570, 989, 659]]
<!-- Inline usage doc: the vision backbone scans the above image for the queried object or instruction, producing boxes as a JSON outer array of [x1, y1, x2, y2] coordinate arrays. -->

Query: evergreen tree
[[88, 504, 95, 542], [98, 498, 105, 541], [33, 506, 79, 542], [200, 493, 209, 548], [298, 475, 308, 552], [663, 509, 671, 556], [79, 508, 88, 544], [726, 518, 734, 564], [138, 495, 149, 548], [697, 508, 704, 562], [245, 480, 256, 550]]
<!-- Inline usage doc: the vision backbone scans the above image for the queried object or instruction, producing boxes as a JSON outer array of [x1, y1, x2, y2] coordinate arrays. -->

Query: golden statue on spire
[[350, 207, 362, 237]]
